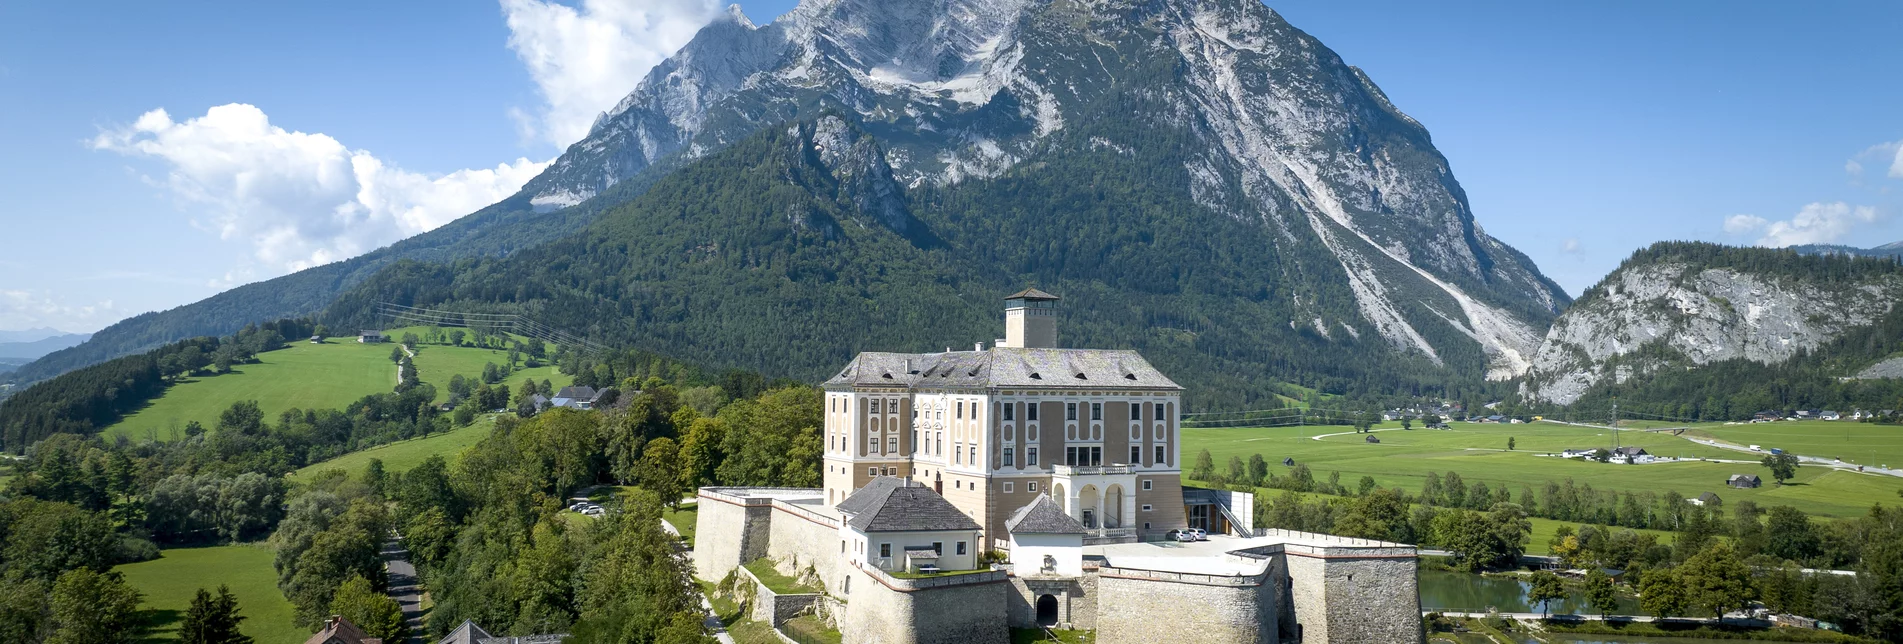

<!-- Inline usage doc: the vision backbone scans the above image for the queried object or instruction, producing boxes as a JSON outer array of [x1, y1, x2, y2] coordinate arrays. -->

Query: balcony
[[1051, 464, 1133, 476]]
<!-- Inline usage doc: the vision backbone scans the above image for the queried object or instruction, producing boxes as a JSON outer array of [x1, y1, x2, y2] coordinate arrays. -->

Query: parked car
[[1187, 528, 1209, 541], [1168, 530, 1197, 543]]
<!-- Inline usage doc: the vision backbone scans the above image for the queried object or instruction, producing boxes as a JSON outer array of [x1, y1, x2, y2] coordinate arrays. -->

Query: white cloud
[[1723, 214, 1768, 235], [501, 0, 723, 147], [1847, 140, 1903, 180], [1724, 202, 1880, 248], [0, 290, 116, 334], [1559, 238, 1583, 256], [93, 104, 550, 275]]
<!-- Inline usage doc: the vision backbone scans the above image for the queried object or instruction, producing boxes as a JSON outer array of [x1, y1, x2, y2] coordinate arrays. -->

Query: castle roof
[[837, 477, 982, 533], [1006, 494, 1085, 535], [825, 347, 1180, 390], [1006, 287, 1061, 301], [436, 621, 493, 644]]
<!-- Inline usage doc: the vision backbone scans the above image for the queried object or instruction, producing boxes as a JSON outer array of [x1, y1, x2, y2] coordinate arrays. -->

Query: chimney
[[1001, 288, 1060, 349], [974, 341, 984, 352]]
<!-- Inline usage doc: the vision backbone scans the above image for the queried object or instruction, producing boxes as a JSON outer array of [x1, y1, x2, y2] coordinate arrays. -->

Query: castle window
[[1132, 404, 1142, 421], [1155, 403, 1165, 420], [932, 542, 943, 555], [1003, 447, 1015, 466], [1131, 446, 1141, 464], [1029, 482, 1039, 492], [1004, 482, 1015, 493], [956, 541, 968, 556], [954, 447, 962, 464], [869, 436, 878, 452], [1066, 403, 1077, 421], [1027, 403, 1039, 421], [868, 467, 877, 476], [880, 543, 891, 558], [1142, 504, 1153, 512], [970, 446, 978, 465], [956, 402, 963, 419], [888, 437, 897, 452], [1155, 445, 1166, 465], [889, 399, 898, 413], [1091, 403, 1102, 421], [1003, 404, 1014, 421], [1027, 447, 1039, 466], [1142, 479, 1153, 491]]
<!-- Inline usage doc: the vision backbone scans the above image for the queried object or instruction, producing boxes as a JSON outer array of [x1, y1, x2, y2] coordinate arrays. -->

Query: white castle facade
[[692, 290, 1423, 643]]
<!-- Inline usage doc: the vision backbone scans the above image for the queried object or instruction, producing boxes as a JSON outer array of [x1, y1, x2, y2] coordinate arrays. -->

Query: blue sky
[[0, 1, 1897, 333]]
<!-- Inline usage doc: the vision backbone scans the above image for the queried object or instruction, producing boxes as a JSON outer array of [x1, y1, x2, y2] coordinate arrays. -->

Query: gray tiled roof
[[1006, 494, 1085, 535], [838, 477, 982, 533], [824, 347, 1181, 390], [1006, 287, 1061, 300], [554, 386, 598, 400], [436, 621, 493, 644]]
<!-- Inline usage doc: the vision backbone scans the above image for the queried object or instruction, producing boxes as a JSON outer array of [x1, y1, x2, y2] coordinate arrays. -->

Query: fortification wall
[[840, 565, 1009, 644], [1092, 567, 1275, 644], [1006, 575, 1094, 630], [766, 500, 845, 593], [693, 489, 774, 581], [1281, 544, 1420, 644]]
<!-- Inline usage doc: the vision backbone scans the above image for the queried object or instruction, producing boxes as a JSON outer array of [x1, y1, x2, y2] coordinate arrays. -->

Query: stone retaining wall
[[1093, 565, 1278, 644], [739, 564, 824, 627], [840, 564, 1009, 644]]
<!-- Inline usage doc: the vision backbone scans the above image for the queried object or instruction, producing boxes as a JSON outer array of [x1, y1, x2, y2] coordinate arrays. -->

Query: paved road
[[382, 540, 426, 643], [1433, 610, 1663, 623]]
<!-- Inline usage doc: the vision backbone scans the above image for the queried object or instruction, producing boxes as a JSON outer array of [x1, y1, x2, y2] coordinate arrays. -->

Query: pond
[[1419, 570, 1644, 616]]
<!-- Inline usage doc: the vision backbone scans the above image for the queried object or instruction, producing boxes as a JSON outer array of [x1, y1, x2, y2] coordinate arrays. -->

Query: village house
[[1689, 491, 1724, 506], [358, 330, 385, 344], [1729, 474, 1763, 489]]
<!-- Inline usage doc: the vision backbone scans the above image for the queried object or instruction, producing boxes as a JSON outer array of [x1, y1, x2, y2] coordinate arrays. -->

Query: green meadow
[[287, 415, 497, 483], [1688, 420, 1903, 469], [114, 544, 303, 643], [102, 333, 572, 443], [1182, 421, 1903, 520], [104, 340, 396, 443]]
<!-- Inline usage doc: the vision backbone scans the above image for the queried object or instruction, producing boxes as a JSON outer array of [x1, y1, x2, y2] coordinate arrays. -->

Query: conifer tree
[[179, 585, 253, 644]]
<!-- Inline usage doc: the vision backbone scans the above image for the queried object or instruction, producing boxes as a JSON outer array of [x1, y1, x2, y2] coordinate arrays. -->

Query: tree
[[1528, 570, 1566, 618], [1639, 568, 1688, 617], [1592, 448, 1612, 463], [1679, 541, 1754, 619], [1401, 417, 1412, 431], [389, 345, 406, 363], [179, 585, 253, 644], [1247, 454, 1269, 486], [1761, 452, 1799, 485], [448, 329, 466, 346], [1585, 568, 1618, 618], [1191, 449, 1215, 481], [1357, 476, 1377, 497], [1507, 436, 1515, 451], [638, 437, 688, 508], [47, 568, 143, 644], [453, 405, 477, 427], [329, 575, 406, 642], [1226, 455, 1246, 483]]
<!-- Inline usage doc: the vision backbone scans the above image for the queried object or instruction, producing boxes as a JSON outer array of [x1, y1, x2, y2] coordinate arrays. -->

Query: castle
[[693, 290, 1423, 643]]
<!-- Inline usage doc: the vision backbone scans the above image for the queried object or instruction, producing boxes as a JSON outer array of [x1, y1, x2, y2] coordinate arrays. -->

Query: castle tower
[[1000, 288, 1060, 349]]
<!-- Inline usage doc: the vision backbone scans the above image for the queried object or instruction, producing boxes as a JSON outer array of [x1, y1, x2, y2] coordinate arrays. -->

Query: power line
[[373, 302, 608, 355]]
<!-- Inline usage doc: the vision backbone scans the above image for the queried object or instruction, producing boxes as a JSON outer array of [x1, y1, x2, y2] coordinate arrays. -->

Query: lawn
[[287, 415, 496, 483], [1183, 421, 1903, 519], [1689, 420, 1903, 469], [105, 340, 397, 443], [744, 558, 822, 594], [114, 544, 303, 644], [665, 504, 699, 543]]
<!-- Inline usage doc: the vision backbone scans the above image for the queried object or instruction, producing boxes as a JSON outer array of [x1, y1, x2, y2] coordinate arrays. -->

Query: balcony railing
[[1051, 464, 1133, 476]]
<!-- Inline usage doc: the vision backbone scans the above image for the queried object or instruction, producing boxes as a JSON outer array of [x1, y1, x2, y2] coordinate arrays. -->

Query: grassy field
[[102, 333, 573, 443], [288, 415, 496, 482], [105, 340, 397, 443], [115, 544, 303, 643], [1183, 421, 1903, 519], [1688, 420, 1903, 469], [665, 505, 699, 543]]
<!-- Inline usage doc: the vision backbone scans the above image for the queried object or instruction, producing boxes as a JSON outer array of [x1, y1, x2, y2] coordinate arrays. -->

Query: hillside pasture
[[403, 341, 572, 405], [103, 339, 396, 443], [288, 415, 495, 482], [115, 544, 302, 643], [1183, 421, 1903, 519]]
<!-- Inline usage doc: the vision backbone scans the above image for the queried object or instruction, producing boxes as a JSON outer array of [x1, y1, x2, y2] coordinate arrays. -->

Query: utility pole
[[1612, 398, 1620, 454]]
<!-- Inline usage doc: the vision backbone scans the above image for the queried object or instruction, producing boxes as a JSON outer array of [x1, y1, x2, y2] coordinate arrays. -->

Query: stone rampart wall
[[1093, 567, 1273, 644], [693, 489, 773, 581], [840, 564, 1009, 644], [765, 500, 844, 593]]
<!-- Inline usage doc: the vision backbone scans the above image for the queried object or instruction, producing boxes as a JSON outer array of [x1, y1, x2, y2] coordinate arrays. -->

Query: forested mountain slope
[[1520, 242, 1903, 416]]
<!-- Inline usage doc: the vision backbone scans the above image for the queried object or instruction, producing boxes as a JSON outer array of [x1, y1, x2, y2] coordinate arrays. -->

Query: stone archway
[[1077, 484, 1099, 529], [1036, 594, 1059, 626], [1104, 484, 1125, 529], [1051, 483, 1067, 513]]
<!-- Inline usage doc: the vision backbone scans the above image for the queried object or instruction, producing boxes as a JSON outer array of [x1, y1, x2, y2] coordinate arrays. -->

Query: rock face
[[516, 0, 1570, 379], [1522, 254, 1903, 405]]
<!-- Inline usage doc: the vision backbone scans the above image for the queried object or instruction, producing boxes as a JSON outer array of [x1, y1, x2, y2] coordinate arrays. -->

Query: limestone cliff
[[1521, 243, 1903, 405]]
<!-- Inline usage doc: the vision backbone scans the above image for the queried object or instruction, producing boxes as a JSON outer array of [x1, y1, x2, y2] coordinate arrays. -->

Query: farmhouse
[[1729, 474, 1762, 489], [550, 385, 601, 409], [692, 290, 1422, 644], [1689, 492, 1724, 506], [357, 330, 385, 344]]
